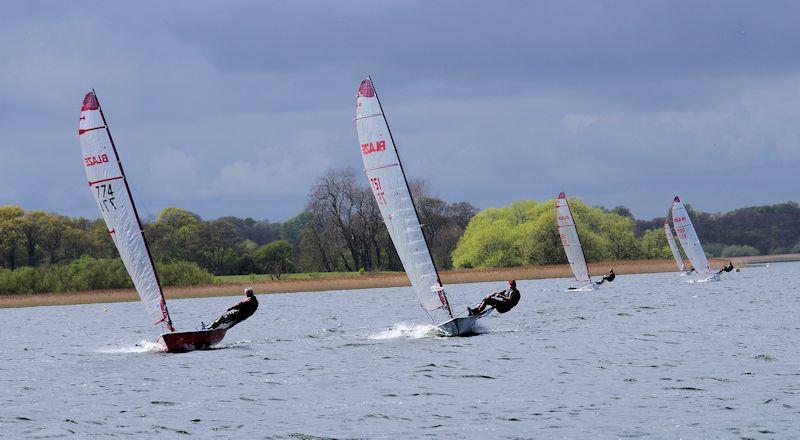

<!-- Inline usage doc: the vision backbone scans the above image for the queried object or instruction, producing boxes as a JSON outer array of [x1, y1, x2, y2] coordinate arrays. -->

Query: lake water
[[1, 262, 799, 438]]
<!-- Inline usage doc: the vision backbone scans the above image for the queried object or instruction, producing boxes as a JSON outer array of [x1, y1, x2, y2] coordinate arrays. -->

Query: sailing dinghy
[[556, 192, 598, 291], [79, 91, 226, 352], [663, 219, 689, 275], [355, 78, 489, 336], [671, 196, 719, 282]]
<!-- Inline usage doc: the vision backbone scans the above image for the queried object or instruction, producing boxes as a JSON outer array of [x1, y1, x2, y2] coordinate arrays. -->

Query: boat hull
[[688, 273, 721, 283], [158, 329, 227, 353], [567, 283, 599, 292], [437, 309, 492, 336]]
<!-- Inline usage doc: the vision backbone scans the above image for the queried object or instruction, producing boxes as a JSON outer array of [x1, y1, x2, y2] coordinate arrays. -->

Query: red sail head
[[674, 196, 681, 203], [557, 192, 566, 200], [81, 92, 99, 111], [358, 79, 375, 98]]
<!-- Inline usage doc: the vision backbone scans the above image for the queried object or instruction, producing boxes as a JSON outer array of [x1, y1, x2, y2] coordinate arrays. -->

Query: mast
[[369, 77, 453, 318], [93, 91, 175, 332]]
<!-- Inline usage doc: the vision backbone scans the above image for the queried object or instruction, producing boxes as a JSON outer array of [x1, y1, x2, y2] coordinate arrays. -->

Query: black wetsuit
[[209, 295, 259, 330], [482, 287, 520, 314], [596, 271, 615, 285], [717, 263, 734, 274]]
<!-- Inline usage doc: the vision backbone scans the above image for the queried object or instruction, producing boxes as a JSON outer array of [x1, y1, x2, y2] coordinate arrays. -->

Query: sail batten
[[79, 91, 173, 330], [355, 78, 451, 319], [556, 192, 592, 283], [664, 219, 685, 272], [671, 196, 710, 275]]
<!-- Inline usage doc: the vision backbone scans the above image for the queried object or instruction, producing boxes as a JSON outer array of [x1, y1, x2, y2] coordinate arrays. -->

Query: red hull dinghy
[[159, 329, 227, 353]]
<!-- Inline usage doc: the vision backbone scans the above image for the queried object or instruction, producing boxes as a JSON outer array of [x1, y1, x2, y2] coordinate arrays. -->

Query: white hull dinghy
[[556, 192, 598, 291], [355, 78, 488, 336], [671, 196, 720, 283]]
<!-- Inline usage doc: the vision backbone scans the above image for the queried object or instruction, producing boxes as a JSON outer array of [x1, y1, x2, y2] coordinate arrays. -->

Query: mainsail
[[556, 192, 591, 283], [355, 78, 452, 320], [663, 219, 686, 272], [78, 91, 174, 331], [671, 196, 710, 275]]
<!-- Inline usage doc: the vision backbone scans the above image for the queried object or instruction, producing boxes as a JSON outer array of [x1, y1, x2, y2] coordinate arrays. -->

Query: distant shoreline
[[1, 254, 796, 309]]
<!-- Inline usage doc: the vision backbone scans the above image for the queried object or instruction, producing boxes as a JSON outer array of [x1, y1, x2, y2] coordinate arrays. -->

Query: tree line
[[1, 167, 799, 294]]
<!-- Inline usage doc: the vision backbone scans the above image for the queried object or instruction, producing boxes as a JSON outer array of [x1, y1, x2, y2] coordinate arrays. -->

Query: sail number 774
[[94, 184, 117, 212]]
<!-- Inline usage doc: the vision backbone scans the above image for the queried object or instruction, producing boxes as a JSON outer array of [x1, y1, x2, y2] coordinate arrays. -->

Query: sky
[[1, 1, 798, 222]]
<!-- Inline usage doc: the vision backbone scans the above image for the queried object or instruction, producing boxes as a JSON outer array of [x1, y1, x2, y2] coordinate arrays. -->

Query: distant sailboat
[[355, 77, 489, 336], [556, 192, 597, 291], [78, 91, 226, 352], [663, 219, 687, 273], [671, 196, 719, 282]]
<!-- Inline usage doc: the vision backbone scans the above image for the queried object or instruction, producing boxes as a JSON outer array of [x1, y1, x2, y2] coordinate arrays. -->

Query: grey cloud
[[0, 1, 798, 221]]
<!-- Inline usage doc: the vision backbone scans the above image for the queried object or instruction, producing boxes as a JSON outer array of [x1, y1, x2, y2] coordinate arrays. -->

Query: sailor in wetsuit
[[596, 269, 615, 285], [468, 280, 521, 316], [207, 287, 259, 330], [717, 261, 734, 274]]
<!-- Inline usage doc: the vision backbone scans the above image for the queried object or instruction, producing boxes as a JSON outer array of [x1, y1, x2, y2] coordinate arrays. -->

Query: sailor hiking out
[[468, 280, 521, 316], [596, 269, 615, 285], [206, 288, 259, 330], [717, 261, 734, 274]]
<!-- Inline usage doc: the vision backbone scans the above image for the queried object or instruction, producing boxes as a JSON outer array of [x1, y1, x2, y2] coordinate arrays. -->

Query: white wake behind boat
[[78, 91, 226, 352], [671, 195, 720, 283], [355, 78, 488, 336], [556, 192, 597, 291]]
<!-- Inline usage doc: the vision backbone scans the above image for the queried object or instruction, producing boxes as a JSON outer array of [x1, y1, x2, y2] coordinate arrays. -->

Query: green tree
[[254, 240, 294, 279], [639, 228, 671, 259], [452, 198, 641, 268], [721, 245, 760, 257]]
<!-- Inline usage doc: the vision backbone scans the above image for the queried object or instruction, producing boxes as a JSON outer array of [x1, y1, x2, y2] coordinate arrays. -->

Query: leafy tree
[[452, 198, 641, 268], [640, 228, 671, 259], [254, 240, 294, 279], [721, 245, 760, 257]]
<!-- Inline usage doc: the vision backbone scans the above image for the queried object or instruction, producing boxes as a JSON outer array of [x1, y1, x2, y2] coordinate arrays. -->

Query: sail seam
[[354, 112, 383, 121], [365, 162, 400, 172]]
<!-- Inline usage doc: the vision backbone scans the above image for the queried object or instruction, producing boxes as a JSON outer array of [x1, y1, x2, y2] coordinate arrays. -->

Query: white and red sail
[[671, 196, 710, 275], [664, 219, 685, 272], [556, 192, 591, 283], [355, 78, 452, 319], [78, 92, 174, 330]]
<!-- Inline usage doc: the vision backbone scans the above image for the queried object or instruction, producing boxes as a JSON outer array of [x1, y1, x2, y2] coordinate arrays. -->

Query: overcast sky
[[1, 1, 798, 222]]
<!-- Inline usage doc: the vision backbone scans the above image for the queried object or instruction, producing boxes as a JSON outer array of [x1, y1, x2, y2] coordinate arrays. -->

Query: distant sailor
[[717, 261, 734, 275], [207, 288, 259, 330], [468, 280, 520, 316], [596, 269, 615, 285]]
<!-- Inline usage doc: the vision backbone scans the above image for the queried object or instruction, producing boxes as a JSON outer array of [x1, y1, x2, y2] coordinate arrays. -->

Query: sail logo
[[557, 215, 570, 222], [84, 154, 109, 167], [674, 216, 687, 223], [361, 140, 386, 155]]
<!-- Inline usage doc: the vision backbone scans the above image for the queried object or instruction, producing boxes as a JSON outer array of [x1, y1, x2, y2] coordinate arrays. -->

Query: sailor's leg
[[209, 309, 242, 330]]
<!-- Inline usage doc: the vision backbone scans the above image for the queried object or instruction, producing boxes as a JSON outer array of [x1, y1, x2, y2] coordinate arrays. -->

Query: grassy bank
[[2, 255, 798, 309]]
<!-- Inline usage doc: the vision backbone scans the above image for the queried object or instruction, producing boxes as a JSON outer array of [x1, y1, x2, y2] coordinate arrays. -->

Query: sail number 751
[[94, 184, 117, 212], [369, 177, 387, 204]]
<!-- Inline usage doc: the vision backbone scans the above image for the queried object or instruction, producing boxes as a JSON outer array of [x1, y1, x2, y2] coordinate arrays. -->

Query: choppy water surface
[[1, 263, 799, 438]]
